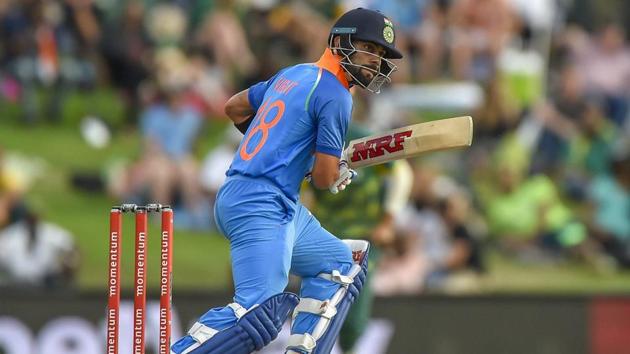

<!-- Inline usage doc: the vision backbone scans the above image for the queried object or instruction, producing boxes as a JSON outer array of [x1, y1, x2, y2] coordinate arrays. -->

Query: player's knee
[[236, 279, 289, 309], [238, 290, 281, 310], [330, 239, 354, 272]]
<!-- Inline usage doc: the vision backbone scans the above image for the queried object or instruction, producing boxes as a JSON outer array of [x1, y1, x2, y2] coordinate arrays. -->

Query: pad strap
[[293, 298, 337, 319], [287, 333, 317, 352], [227, 302, 248, 319], [188, 322, 218, 344], [317, 270, 353, 285]]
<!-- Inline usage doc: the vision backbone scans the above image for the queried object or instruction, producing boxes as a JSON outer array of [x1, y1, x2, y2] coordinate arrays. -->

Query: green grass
[[485, 252, 630, 294], [2, 92, 630, 294]]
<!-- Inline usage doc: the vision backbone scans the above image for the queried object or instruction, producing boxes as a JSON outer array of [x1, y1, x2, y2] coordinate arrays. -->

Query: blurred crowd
[[0, 0, 629, 293], [0, 146, 79, 289]]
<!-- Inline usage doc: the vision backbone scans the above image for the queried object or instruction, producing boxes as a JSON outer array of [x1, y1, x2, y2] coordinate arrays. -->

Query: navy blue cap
[[330, 8, 403, 59]]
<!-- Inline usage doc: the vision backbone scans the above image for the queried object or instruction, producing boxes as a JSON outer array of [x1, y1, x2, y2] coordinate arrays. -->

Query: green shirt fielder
[[303, 122, 413, 354]]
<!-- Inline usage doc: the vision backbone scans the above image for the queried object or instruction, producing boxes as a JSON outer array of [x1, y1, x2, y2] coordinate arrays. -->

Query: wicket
[[107, 203, 174, 354]]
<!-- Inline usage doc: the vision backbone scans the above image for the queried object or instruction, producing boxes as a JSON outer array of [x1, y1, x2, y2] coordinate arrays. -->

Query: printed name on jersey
[[273, 77, 299, 95], [350, 130, 412, 163]]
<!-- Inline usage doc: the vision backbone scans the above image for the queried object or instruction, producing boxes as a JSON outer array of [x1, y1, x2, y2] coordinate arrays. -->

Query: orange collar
[[315, 49, 350, 90]]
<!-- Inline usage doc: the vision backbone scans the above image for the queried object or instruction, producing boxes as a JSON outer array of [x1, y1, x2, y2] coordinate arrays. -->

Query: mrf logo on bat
[[350, 130, 413, 163]]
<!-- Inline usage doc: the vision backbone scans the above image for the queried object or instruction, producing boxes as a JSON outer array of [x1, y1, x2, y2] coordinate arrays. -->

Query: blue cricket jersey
[[226, 49, 353, 202]]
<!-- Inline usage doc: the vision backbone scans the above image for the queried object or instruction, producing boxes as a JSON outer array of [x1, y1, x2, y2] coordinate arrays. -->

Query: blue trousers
[[198, 175, 353, 336]]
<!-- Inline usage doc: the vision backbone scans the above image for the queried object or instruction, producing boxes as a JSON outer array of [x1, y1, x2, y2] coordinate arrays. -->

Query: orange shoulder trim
[[314, 49, 350, 90]]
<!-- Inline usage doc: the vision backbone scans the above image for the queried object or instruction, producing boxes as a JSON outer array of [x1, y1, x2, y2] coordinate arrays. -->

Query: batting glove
[[329, 160, 357, 194]]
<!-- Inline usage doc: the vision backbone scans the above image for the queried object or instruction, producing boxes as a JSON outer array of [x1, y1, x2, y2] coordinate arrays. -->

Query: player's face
[[350, 40, 386, 81]]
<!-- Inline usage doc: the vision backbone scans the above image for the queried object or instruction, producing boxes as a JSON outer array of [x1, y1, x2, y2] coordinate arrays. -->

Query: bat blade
[[344, 116, 473, 169]]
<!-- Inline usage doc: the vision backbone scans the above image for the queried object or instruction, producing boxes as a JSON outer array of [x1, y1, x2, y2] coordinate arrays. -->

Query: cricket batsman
[[171, 8, 403, 354]]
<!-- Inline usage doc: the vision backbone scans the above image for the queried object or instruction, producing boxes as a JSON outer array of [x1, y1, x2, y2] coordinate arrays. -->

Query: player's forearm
[[310, 168, 340, 190], [311, 152, 340, 189], [224, 89, 254, 124]]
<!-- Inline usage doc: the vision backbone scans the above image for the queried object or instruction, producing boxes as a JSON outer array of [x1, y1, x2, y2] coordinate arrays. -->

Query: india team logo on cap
[[383, 18, 394, 43]]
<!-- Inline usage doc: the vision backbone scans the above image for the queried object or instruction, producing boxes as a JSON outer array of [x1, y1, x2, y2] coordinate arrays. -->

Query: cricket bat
[[343, 116, 473, 169]]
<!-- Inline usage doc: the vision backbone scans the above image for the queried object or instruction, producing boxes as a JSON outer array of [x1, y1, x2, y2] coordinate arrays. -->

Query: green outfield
[[1, 92, 630, 294]]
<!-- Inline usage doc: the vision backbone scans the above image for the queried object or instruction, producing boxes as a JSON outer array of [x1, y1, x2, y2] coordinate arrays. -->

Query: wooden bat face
[[344, 116, 473, 168], [349, 130, 413, 165]]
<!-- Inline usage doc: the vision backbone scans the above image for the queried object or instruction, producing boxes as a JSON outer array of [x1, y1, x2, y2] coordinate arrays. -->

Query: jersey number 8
[[240, 98, 286, 161]]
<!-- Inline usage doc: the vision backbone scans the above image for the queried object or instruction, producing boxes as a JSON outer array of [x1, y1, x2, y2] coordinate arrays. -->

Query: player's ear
[[332, 35, 341, 53]]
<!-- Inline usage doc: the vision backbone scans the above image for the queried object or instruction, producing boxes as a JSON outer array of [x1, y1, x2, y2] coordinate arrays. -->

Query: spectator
[[530, 62, 617, 198], [2, 0, 66, 123], [449, 0, 516, 81], [0, 212, 80, 289], [59, 0, 101, 90], [497, 24, 546, 114], [485, 161, 589, 262], [0, 147, 27, 229], [100, 1, 152, 124], [532, 63, 593, 174], [429, 189, 485, 292], [139, 85, 202, 205], [194, 0, 258, 82], [418, 0, 452, 80], [2, 0, 101, 124], [145, 3, 187, 48], [63, 0, 102, 53], [240, 2, 330, 80], [373, 166, 483, 295], [587, 153, 630, 268], [564, 96, 617, 190], [570, 23, 630, 127], [187, 50, 232, 118], [109, 55, 204, 223]]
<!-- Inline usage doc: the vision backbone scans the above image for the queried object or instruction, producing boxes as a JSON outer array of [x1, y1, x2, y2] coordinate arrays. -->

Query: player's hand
[[329, 160, 357, 194]]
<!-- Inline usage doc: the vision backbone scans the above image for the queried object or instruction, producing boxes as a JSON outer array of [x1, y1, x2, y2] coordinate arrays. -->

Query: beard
[[345, 63, 377, 88]]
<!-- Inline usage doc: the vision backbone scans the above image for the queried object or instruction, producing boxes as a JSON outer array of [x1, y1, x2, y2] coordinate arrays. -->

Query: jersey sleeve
[[313, 90, 352, 158], [247, 70, 284, 112]]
